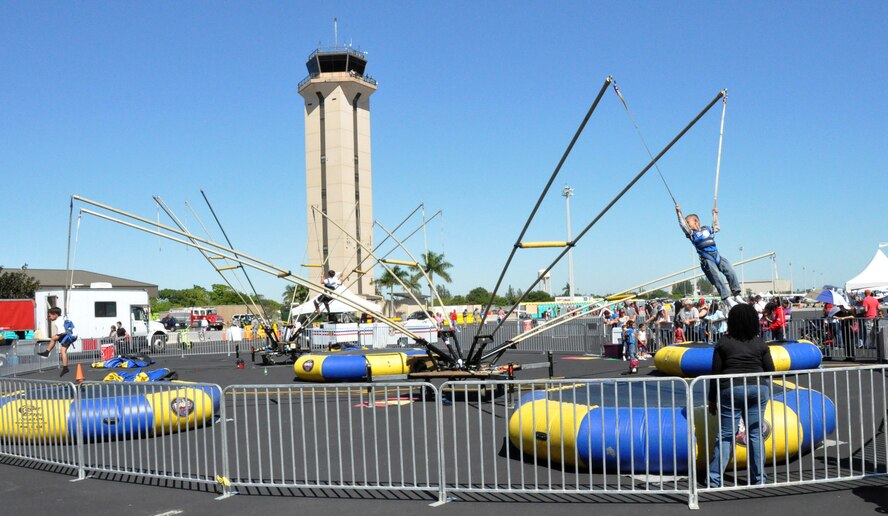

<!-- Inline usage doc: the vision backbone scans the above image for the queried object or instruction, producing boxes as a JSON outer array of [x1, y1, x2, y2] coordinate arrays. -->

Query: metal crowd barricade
[[76, 380, 226, 487], [439, 377, 692, 500], [0, 377, 83, 475], [784, 317, 882, 362], [688, 365, 888, 508], [224, 382, 441, 496]]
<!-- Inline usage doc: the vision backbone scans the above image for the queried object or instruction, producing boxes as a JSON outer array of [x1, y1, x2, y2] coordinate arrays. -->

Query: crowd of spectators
[[593, 289, 885, 360]]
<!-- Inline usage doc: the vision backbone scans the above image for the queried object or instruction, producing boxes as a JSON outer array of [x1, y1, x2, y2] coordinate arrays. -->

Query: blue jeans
[[624, 341, 637, 360], [709, 383, 770, 487], [700, 253, 741, 300]]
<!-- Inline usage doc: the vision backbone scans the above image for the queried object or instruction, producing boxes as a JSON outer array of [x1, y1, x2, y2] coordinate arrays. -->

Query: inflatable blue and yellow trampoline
[[0, 383, 221, 443], [654, 340, 822, 377], [508, 379, 836, 474]]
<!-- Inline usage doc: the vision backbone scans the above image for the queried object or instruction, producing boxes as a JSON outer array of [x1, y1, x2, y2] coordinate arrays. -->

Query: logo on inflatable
[[736, 417, 771, 447], [18, 405, 40, 415], [170, 397, 195, 417], [302, 359, 315, 372]]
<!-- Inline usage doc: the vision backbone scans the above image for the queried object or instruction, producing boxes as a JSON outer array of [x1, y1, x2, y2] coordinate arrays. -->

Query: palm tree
[[413, 251, 453, 306], [375, 266, 412, 316]]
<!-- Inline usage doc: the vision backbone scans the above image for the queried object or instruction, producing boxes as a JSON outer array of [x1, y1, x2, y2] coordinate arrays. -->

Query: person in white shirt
[[199, 317, 208, 341], [37, 307, 77, 376], [314, 270, 342, 317]]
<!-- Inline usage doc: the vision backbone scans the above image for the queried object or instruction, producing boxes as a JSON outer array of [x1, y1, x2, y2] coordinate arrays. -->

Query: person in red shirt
[[862, 290, 882, 349], [765, 300, 786, 341]]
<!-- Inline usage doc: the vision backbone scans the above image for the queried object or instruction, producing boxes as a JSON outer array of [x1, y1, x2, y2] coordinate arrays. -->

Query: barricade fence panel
[[439, 377, 693, 496], [0, 337, 246, 377], [76, 380, 225, 486], [0, 377, 82, 472], [784, 317, 882, 362], [224, 382, 441, 493], [688, 365, 888, 505]]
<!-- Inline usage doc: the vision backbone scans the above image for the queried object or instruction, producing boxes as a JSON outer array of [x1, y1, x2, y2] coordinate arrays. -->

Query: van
[[34, 286, 168, 352]]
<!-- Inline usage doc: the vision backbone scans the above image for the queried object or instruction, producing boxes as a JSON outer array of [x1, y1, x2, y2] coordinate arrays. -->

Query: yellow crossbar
[[215, 265, 239, 271], [381, 259, 419, 267], [518, 241, 568, 248], [301, 263, 323, 268]]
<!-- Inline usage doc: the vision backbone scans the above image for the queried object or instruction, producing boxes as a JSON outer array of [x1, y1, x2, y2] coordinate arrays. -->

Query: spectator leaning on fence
[[708, 303, 775, 488], [678, 301, 699, 342], [705, 300, 727, 344], [862, 290, 882, 349]]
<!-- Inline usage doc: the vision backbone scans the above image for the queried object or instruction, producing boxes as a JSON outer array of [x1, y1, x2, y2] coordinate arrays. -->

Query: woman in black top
[[707, 303, 775, 487]]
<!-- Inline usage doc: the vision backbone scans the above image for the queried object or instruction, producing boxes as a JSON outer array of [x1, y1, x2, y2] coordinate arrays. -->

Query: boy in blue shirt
[[676, 204, 744, 308], [624, 320, 639, 374]]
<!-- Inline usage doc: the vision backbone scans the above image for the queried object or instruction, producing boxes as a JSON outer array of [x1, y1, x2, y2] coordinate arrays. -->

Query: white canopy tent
[[290, 286, 382, 316], [845, 249, 888, 292]]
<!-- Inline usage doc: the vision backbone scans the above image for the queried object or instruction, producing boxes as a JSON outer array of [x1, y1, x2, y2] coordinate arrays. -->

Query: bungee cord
[[467, 86, 726, 365]]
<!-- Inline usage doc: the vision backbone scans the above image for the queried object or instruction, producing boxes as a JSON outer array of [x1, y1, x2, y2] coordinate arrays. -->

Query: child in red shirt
[[674, 326, 685, 344]]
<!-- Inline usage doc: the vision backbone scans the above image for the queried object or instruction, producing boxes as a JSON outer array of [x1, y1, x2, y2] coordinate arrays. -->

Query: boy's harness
[[60, 319, 78, 348], [690, 227, 720, 263]]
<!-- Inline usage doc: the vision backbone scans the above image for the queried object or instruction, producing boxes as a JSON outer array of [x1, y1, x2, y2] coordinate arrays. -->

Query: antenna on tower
[[334, 17, 338, 48]]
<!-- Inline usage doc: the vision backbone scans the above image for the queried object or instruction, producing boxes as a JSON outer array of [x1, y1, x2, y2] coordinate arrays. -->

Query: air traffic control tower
[[298, 47, 377, 298]]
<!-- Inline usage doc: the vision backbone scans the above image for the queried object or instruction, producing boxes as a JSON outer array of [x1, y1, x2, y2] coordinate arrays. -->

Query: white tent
[[845, 249, 888, 292], [290, 286, 382, 316]]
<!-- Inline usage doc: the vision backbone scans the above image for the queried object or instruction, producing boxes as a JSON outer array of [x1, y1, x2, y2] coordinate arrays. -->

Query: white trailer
[[308, 320, 439, 349], [34, 283, 168, 352]]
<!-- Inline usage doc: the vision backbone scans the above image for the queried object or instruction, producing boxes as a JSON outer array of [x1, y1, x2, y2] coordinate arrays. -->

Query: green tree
[[435, 284, 452, 303], [0, 267, 40, 299], [375, 266, 412, 316], [209, 284, 248, 305], [504, 285, 517, 305], [671, 280, 694, 298], [282, 284, 310, 304], [414, 251, 453, 302], [697, 280, 715, 295], [465, 287, 491, 305], [156, 285, 211, 307], [525, 290, 554, 302], [639, 289, 669, 300]]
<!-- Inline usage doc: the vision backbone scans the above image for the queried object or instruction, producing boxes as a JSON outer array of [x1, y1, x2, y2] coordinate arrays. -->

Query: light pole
[[789, 261, 793, 294], [802, 266, 806, 293], [811, 269, 816, 291], [739, 245, 744, 294], [562, 185, 575, 300]]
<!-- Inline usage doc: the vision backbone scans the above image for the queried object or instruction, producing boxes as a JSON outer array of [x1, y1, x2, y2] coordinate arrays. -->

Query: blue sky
[[2, 1, 886, 301]]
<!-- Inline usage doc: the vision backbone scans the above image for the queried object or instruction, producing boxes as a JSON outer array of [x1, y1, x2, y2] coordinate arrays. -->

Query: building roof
[[20, 269, 159, 298]]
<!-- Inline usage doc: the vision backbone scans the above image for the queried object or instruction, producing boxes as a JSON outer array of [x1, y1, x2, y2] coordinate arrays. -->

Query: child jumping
[[314, 270, 343, 320], [676, 204, 744, 308], [37, 307, 78, 376]]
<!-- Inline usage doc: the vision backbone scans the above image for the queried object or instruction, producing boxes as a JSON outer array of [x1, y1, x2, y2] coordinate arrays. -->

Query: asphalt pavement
[[3, 350, 888, 515]]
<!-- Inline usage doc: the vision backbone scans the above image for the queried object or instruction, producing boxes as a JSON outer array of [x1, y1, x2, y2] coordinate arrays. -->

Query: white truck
[[34, 283, 168, 353]]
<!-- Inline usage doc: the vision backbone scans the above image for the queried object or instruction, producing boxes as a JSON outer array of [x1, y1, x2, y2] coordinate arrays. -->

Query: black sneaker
[[60, 366, 70, 377], [37, 351, 50, 358]]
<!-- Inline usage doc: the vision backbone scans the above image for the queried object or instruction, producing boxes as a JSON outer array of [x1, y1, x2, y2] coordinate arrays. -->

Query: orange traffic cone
[[74, 363, 85, 383]]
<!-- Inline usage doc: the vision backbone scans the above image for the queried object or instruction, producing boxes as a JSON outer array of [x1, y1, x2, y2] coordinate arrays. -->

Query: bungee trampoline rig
[[67, 75, 743, 384]]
